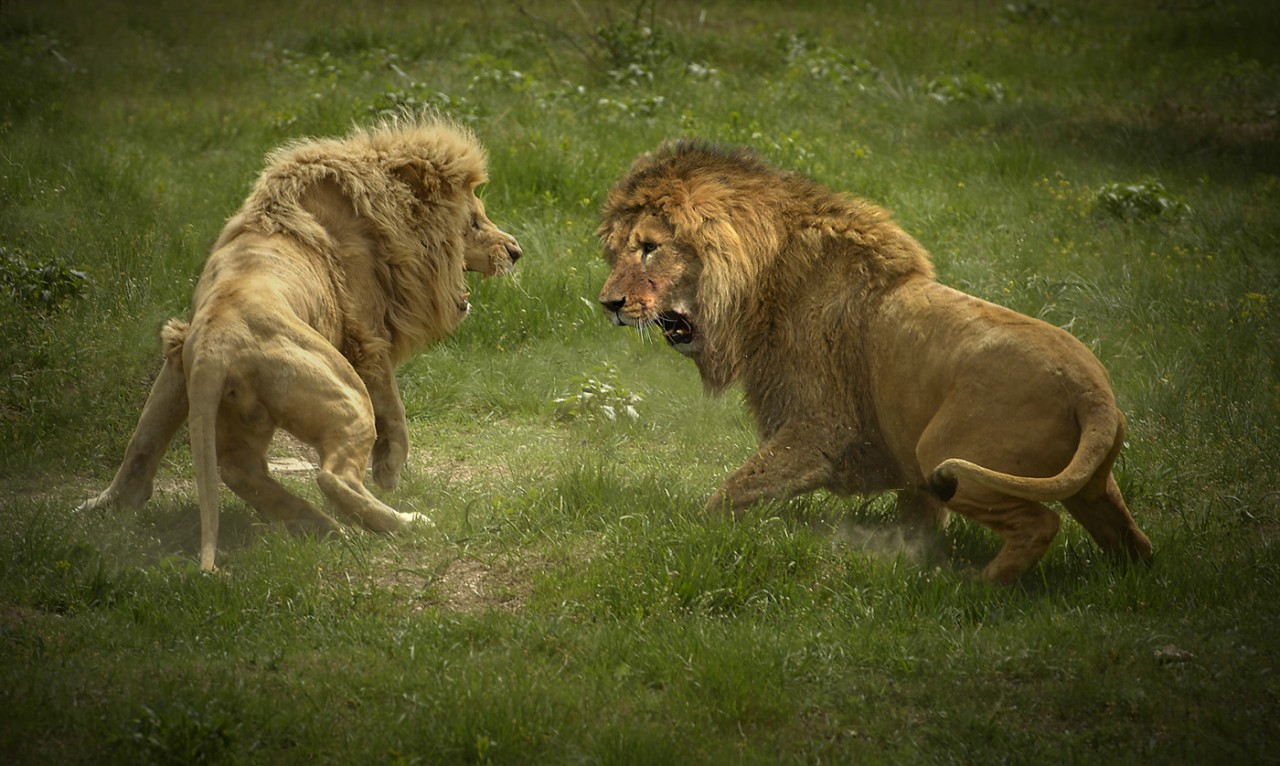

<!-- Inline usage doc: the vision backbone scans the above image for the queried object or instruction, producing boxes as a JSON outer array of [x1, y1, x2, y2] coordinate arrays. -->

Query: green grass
[[2, 0, 1279, 763]]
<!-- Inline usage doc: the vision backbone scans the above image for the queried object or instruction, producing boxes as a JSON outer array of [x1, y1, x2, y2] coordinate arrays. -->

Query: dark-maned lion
[[79, 116, 522, 571], [597, 140, 1151, 583]]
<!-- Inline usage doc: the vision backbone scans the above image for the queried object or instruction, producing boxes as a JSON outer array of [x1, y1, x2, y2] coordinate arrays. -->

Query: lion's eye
[[639, 241, 658, 261]]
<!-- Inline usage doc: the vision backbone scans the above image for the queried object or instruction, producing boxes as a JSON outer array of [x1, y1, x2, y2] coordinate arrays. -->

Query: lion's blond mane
[[217, 116, 488, 367]]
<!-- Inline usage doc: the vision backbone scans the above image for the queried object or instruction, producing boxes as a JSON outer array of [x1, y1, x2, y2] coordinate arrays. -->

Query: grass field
[[2, 0, 1278, 763]]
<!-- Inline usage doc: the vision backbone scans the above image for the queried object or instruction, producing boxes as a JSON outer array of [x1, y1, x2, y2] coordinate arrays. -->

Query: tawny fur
[[79, 116, 522, 571], [598, 140, 1152, 583]]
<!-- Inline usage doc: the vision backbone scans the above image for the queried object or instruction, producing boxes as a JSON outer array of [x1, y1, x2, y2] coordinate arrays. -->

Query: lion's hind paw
[[396, 510, 434, 529]]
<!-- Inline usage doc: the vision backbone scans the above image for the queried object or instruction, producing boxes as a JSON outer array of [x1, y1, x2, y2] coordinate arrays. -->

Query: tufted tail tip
[[927, 467, 957, 502]]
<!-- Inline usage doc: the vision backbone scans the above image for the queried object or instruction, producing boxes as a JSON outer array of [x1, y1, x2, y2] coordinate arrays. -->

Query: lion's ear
[[395, 157, 488, 205], [392, 160, 445, 204]]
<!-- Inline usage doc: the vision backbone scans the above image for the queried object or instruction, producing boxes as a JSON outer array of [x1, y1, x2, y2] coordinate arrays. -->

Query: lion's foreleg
[[706, 439, 832, 517], [367, 370, 409, 491], [77, 356, 188, 512]]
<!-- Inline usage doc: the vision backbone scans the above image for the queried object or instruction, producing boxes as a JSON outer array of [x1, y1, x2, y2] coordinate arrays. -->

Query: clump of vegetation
[[110, 702, 235, 766], [552, 364, 643, 423], [367, 84, 477, 122], [1095, 179, 1191, 220], [778, 32, 876, 85], [0, 246, 88, 313], [595, 18, 674, 75]]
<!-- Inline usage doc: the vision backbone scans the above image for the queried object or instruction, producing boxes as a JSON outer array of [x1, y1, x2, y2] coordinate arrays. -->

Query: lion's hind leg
[[1062, 474, 1153, 565], [313, 418, 429, 534], [78, 350, 189, 512], [949, 496, 1062, 584], [216, 417, 340, 537], [311, 406, 427, 534]]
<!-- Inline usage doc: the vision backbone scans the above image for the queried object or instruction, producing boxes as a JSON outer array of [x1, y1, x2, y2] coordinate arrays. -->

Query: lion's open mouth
[[655, 312, 695, 347]]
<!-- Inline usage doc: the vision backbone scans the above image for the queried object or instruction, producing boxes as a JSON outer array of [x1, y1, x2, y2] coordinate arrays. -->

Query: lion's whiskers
[[638, 320, 660, 347], [504, 268, 531, 297]]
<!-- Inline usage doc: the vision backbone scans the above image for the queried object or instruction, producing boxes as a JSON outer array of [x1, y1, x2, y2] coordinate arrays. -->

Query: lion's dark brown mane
[[601, 139, 934, 395]]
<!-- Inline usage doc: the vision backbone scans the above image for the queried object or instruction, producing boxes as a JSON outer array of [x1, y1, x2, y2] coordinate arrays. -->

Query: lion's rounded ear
[[395, 158, 488, 204], [392, 160, 445, 202]]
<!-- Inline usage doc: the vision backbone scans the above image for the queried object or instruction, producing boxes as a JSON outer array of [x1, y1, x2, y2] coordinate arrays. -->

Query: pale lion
[[597, 140, 1152, 583], [79, 116, 522, 571]]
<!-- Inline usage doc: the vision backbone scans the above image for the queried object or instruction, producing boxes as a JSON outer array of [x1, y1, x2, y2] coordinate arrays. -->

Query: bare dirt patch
[[368, 551, 535, 615], [429, 556, 529, 613]]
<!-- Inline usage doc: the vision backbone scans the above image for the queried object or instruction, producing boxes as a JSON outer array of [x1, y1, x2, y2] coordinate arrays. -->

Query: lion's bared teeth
[[655, 312, 695, 346]]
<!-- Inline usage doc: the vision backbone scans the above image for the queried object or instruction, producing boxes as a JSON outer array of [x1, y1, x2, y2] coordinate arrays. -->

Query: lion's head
[[597, 141, 798, 390], [598, 140, 932, 393], [597, 209, 702, 351], [461, 189, 522, 278], [224, 115, 522, 363]]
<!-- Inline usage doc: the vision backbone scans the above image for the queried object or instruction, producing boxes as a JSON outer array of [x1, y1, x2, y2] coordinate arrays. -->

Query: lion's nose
[[506, 241, 522, 262], [600, 296, 626, 313]]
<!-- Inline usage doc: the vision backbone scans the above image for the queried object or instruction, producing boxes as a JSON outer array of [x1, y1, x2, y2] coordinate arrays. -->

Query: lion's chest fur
[[734, 271, 907, 494]]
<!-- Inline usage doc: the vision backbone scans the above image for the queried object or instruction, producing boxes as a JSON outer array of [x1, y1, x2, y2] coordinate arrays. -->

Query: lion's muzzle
[[600, 296, 627, 325], [598, 295, 698, 352]]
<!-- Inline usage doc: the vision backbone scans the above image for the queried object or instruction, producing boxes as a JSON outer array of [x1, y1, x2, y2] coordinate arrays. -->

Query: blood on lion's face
[[597, 212, 702, 356]]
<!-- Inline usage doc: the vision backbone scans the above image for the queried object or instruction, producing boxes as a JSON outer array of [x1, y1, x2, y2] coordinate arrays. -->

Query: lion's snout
[[598, 295, 631, 326], [504, 237, 522, 264]]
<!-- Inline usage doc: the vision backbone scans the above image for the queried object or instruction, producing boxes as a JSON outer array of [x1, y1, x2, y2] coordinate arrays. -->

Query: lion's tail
[[161, 319, 188, 367], [928, 397, 1122, 504], [183, 327, 227, 572]]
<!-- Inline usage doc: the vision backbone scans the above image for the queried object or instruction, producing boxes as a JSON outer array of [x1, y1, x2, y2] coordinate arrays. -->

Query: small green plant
[[778, 33, 876, 85], [520, 3, 677, 87], [594, 92, 666, 117], [595, 19, 673, 74], [1095, 179, 1190, 220], [366, 84, 478, 122], [1001, 1, 1062, 24], [552, 364, 643, 423], [925, 73, 1007, 103], [0, 246, 88, 312]]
